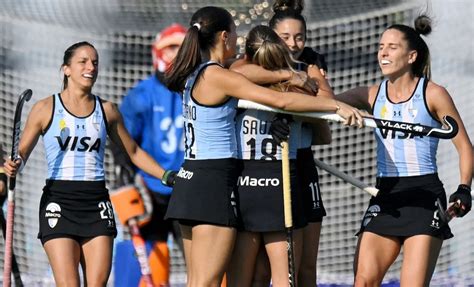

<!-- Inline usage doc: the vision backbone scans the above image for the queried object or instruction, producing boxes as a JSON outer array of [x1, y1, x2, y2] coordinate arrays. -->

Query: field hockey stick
[[437, 191, 474, 224], [128, 217, 154, 287], [313, 159, 379, 197], [3, 89, 32, 287], [237, 100, 458, 139], [0, 211, 23, 287], [281, 141, 296, 287]]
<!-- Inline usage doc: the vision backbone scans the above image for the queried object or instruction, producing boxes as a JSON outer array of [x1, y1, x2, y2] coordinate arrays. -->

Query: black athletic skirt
[[297, 147, 326, 222], [358, 173, 453, 240], [236, 160, 307, 232], [165, 158, 239, 227], [38, 180, 117, 244]]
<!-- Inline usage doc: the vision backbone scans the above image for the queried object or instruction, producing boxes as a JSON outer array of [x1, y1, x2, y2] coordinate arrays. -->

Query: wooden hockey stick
[[281, 141, 296, 287]]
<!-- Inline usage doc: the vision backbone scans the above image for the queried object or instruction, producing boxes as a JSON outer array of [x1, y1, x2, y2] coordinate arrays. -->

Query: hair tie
[[193, 23, 201, 31]]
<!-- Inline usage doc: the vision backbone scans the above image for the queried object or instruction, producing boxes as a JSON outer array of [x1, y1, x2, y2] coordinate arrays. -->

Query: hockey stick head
[[9, 89, 33, 190], [11, 89, 33, 146], [20, 89, 33, 102], [429, 116, 458, 139]]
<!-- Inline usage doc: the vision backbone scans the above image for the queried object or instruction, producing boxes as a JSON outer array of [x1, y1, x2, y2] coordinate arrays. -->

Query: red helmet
[[152, 23, 187, 72]]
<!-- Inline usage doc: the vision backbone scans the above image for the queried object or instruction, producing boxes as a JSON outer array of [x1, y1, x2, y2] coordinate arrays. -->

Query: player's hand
[[162, 170, 178, 187], [287, 71, 318, 94], [449, 184, 472, 217], [3, 157, 23, 178], [334, 101, 365, 128], [269, 114, 291, 146]]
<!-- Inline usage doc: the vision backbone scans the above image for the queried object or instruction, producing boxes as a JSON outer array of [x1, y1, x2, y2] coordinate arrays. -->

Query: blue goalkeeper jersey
[[120, 74, 184, 195]]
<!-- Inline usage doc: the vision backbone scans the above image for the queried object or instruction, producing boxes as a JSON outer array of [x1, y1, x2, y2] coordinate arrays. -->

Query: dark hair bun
[[272, 0, 304, 14], [414, 15, 432, 36]]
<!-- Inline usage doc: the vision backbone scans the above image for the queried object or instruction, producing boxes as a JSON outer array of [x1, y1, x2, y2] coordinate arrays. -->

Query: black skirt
[[165, 158, 240, 227], [358, 173, 453, 240], [297, 147, 326, 222], [38, 180, 117, 244], [236, 160, 307, 232]]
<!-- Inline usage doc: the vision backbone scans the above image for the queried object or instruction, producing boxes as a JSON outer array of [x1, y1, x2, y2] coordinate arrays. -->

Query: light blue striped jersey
[[43, 93, 108, 180], [182, 61, 238, 160], [236, 109, 300, 160], [373, 78, 440, 177]]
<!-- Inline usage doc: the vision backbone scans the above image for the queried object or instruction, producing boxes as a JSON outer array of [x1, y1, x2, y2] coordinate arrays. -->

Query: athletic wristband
[[161, 170, 177, 187]]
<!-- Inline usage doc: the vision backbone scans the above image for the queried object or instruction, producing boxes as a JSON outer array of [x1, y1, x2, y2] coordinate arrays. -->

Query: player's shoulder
[[24, 95, 56, 130], [425, 80, 448, 96], [424, 79, 452, 107], [31, 94, 54, 113], [98, 98, 116, 111], [96, 97, 117, 116], [368, 84, 381, 97]]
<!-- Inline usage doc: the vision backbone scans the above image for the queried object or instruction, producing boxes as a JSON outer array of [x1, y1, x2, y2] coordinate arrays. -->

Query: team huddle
[[2, 0, 472, 286]]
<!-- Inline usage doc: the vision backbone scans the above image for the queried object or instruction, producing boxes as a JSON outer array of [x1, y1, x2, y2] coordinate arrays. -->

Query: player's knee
[[84, 271, 110, 287], [354, 273, 382, 287], [84, 279, 108, 287], [54, 277, 80, 287]]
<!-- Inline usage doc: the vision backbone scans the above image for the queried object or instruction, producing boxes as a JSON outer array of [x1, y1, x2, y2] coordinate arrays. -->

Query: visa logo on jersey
[[55, 136, 102, 152]]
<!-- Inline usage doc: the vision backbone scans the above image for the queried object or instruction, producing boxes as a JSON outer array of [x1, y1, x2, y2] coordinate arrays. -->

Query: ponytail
[[165, 6, 233, 92]]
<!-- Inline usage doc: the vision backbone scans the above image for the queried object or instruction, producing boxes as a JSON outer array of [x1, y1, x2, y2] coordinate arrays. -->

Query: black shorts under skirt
[[297, 147, 326, 222], [236, 160, 307, 232], [165, 158, 239, 227], [38, 180, 117, 244], [358, 173, 453, 240]]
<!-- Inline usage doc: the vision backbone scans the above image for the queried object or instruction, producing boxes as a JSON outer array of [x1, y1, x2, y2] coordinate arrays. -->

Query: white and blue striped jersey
[[373, 78, 440, 177], [43, 93, 108, 181], [236, 109, 300, 160], [182, 61, 238, 160]]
